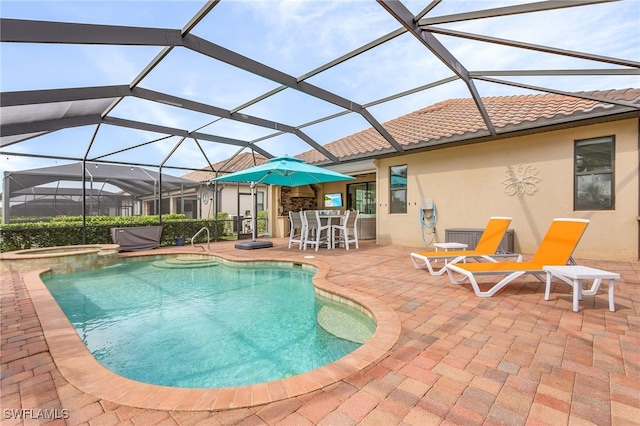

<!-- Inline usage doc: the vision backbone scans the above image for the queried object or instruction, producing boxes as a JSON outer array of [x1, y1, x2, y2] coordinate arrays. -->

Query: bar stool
[[288, 211, 305, 249], [332, 210, 359, 250], [303, 210, 331, 251]]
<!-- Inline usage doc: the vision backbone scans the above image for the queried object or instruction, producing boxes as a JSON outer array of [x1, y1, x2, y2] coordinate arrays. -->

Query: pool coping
[[21, 249, 401, 411]]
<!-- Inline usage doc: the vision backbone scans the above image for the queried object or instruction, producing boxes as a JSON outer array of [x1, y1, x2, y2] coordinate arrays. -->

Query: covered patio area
[[1, 239, 638, 425]]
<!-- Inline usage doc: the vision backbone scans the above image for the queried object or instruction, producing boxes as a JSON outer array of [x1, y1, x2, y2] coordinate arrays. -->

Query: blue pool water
[[42, 257, 375, 388]]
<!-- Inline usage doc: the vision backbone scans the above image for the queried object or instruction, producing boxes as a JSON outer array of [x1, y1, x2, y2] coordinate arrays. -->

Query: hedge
[[0, 214, 232, 252]]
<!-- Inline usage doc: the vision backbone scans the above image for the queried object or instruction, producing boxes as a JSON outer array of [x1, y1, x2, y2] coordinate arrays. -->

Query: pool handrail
[[191, 226, 210, 251]]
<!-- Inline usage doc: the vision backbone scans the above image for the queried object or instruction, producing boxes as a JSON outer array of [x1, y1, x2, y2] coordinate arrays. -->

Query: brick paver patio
[[1, 239, 639, 425]]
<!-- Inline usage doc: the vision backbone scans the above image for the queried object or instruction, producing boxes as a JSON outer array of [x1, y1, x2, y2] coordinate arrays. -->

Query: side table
[[434, 242, 468, 252], [543, 265, 619, 312], [433, 242, 468, 264]]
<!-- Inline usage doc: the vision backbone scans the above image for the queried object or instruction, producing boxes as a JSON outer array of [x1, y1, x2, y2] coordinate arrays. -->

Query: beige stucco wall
[[377, 118, 639, 261], [204, 184, 265, 219]]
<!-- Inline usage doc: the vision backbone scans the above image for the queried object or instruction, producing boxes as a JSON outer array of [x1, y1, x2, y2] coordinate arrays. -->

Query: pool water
[[42, 257, 376, 388]]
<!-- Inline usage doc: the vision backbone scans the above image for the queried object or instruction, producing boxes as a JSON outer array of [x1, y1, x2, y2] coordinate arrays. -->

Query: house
[[181, 153, 271, 225], [266, 88, 640, 261]]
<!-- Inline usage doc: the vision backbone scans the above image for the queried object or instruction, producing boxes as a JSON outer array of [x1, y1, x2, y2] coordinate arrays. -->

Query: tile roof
[[183, 88, 640, 179], [181, 152, 268, 182], [297, 88, 640, 164]]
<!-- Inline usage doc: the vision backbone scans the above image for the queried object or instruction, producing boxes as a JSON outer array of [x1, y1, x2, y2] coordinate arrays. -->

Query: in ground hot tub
[[0, 244, 120, 275]]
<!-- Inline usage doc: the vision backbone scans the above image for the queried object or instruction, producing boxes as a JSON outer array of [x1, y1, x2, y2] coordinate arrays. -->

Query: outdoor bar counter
[[357, 214, 375, 240]]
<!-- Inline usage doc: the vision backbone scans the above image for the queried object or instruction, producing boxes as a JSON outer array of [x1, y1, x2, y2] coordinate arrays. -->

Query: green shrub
[[0, 212, 272, 252], [0, 214, 228, 252], [257, 210, 268, 233], [48, 214, 185, 225]]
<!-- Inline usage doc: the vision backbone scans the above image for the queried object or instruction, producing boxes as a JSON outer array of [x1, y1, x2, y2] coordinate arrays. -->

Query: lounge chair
[[445, 218, 589, 297], [410, 216, 519, 275]]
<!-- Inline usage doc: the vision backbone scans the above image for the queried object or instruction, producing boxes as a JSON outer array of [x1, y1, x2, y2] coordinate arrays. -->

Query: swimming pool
[[42, 256, 376, 388]]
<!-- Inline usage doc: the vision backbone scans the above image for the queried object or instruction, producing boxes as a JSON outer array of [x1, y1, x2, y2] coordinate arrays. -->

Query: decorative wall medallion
[[502, 164, 541, 196]]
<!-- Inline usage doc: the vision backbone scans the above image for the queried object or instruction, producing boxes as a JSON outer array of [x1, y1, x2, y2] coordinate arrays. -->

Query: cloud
[[235, 1, 397, 73], [83, 45, 162, 85]]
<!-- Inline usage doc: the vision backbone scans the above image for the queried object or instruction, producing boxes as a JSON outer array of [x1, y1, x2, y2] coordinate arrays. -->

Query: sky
[[1, 0, 639, 182]]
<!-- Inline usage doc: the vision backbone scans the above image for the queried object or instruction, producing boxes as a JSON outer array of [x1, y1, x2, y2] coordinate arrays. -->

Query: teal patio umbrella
[[214, 156, 354, 249], [214, 156, 355, 186]]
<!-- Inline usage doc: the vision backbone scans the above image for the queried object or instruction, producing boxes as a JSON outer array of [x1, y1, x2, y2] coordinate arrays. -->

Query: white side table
[[433, 242, 468, 264], [434, 242, 468, 251], [543, 265, 619, 312]]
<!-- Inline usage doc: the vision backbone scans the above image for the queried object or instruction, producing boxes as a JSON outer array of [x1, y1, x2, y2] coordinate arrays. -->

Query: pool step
[[152, 256, 218, 269], [317, 305, 374, 344]]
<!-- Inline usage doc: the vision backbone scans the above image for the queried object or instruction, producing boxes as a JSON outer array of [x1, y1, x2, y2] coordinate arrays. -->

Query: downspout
[[637, 115, 640, 260]]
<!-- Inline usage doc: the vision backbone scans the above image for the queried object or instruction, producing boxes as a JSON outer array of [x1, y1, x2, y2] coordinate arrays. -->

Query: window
[[257, 191, 265, 212], [347, 182, 376, 214], [390, 165, 407, 214], [574, 136, 614, 210]]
